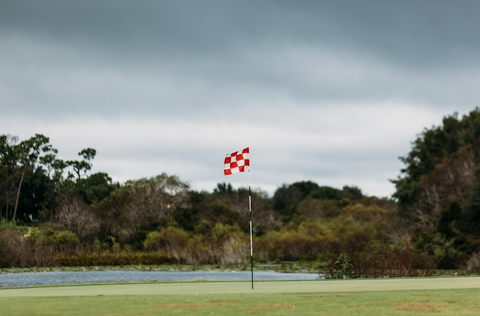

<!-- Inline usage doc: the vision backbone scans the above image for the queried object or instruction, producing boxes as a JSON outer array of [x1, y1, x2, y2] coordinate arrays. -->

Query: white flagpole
[[248, 167, 253, 289]]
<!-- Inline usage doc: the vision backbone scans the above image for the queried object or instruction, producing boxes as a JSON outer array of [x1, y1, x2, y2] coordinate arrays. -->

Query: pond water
[[0, 270, 319, 287]]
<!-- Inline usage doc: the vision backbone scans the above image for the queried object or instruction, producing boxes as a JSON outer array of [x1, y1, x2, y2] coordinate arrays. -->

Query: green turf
[[2, 288, 480, 315], [1, 278, 480, 315], [1, 276, 480, 297]]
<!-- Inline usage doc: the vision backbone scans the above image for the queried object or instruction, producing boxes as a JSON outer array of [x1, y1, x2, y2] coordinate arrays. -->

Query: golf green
[[1, 276, 479, 297], [1, 278, 480, 315]]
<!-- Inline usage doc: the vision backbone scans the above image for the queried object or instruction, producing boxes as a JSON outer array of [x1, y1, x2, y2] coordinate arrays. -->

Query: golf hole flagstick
[[224, 147, 253, 289]]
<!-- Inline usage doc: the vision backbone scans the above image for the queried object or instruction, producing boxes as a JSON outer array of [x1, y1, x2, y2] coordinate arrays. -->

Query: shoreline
[[0, 263, 319, 274]]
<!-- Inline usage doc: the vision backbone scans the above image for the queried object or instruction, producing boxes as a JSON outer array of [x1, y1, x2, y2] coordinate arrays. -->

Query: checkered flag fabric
[[224, 147, 250, 175]]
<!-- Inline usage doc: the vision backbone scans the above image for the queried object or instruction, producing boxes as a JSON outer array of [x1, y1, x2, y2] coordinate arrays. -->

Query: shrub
[[322, 253, 357, 279], [144, 227, 189, 252], [0, 227, 29, 268], [0, 224, 83, 268], [59, 252, 176, 266], [351, 241, 436, 278], [464, 252, 480, 273], [27, 228, 80, 255], [210, 223, 248, 264]]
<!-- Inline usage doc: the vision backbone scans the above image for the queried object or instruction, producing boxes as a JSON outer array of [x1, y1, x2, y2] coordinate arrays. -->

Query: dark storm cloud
[[2, 0, 480, 196], [3, 0, 479, 64], [2, 0, 480, 119]]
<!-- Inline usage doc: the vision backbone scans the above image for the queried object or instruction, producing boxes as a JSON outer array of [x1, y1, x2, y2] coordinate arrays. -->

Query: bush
[[210, 223, 248, 264], [59, 252, 176, 266], [0, 222, 84, 268], [322, 253, 357, 279], [351, 241, 436, 278], [412, 232, 468, 269], [144, 227, 189, 253], [27, 228, 80, 255], [464, 252, 480, 273], [0, 227, 30, 268]]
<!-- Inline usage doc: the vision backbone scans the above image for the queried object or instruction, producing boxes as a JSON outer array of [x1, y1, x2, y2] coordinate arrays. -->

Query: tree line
[[2, 108, 480, 275]]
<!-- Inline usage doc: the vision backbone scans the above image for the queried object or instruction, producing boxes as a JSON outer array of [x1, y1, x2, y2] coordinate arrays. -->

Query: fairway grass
[[1, 278, 480, 315]]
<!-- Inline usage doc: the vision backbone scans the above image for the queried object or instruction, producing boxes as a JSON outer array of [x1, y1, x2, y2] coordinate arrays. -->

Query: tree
[[67, 148, 96, 180], [393, 108, 480, 213], [13, 134, 56, 221], [55, 195, 99, 241], [37, 154, 69, 220], [272, 181, 319, 221], [391, 108, 480, 268], [76, 172, 118, 204], [272, 181, 362, 222], [93, 173, 190, 243], [0, 135, 19, 220], [15, 167, 51, 222]]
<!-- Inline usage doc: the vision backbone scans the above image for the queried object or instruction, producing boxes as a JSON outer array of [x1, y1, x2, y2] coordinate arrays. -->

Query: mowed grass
[[1, 278, 480, 315], [2, 288, 480, 315]]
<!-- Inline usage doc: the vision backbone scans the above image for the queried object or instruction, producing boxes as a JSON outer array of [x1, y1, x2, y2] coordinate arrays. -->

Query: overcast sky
[[1, 0, 480, 197]]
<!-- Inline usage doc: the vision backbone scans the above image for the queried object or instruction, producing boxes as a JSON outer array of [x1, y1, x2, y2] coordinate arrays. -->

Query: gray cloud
[[1, 0, 479, 196], [3, 1, 479, 64]]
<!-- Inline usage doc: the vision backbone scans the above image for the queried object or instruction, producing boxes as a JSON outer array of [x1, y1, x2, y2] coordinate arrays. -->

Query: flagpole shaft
[[248, 170, 253, 290]]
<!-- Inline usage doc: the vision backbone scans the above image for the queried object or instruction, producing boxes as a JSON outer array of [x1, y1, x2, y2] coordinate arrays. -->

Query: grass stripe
[[1, 276, 480, 297]]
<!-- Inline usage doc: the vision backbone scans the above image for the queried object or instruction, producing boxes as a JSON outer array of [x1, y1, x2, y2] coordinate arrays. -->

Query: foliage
[[8, 111, 480, 271], [296, 199, 342, 219], [92, 173, 190, 247], [391, 108, 480, 269], [59, 252, 176, 266], [0, 227, 28, 268], [321, 242, 436, 279], [464, 252, 480, 273], [351, 241, 436, 278], [412, 232, 470, 269], [256, 203, 391, 262], [0, 218, 19, 230], [55, 195, 100, 241], [0, 133, 113, 222], [66, 148, 96, 180], [322, 253, 357, 279], [0, 224, 79, 268], [27, 227, 80, 255], [272, 181, 363, 222], [144, 227, 189, 253], [76, 172, 118, 204], [142, 224, 248, 265], [393, 108, 480, 212]]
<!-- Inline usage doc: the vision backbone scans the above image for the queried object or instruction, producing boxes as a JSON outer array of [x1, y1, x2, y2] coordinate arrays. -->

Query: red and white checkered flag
[[224, 147, 250, 175]]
